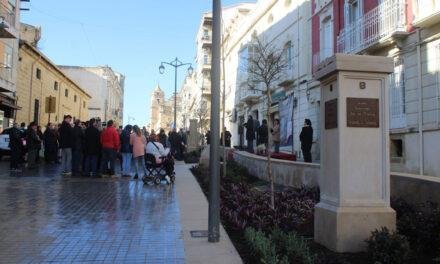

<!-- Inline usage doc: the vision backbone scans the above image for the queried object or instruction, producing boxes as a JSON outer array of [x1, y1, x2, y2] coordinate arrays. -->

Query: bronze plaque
[[325, 99, 338, 129], [347, 98, 379, 128]]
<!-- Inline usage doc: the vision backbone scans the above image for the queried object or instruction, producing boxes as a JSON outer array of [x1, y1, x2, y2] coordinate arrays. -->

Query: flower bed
[[191, 162, 440, 263]]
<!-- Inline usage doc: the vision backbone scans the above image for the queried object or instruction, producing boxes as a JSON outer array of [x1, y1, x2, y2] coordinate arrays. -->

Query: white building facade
[[222, 0, 319, 160], [59, 66, 125, 126]]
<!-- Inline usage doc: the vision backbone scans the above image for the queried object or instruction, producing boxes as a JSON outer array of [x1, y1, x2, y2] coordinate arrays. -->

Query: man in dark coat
[[244, 115, 255, 153], [159, 129, 167, 147], [257, 119, 268, 146], [72, 119, 84, 176], [169, 129, 181, 160], [26, 122, 41, 170], [9, 123, 23, 171], [299, 119, 313, 163], [84, 118, 101, 177], [43, 123, 58, 163], [59, 115, 74, 175]]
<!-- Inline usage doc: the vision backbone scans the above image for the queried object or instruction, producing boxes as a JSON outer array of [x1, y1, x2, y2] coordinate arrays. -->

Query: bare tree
[[196, 100, 210, 137], [247, 37, 288, 209]]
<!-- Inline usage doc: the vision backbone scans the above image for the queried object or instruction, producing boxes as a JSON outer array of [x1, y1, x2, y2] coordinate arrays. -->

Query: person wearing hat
[[59, 115, 74, 175]]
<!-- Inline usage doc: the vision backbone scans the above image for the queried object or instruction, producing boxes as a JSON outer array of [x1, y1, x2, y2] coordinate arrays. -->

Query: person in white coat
[[146, 135, 170, 164]]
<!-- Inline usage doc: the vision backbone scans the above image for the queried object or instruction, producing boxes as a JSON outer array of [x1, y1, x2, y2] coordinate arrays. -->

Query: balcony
[[201, 35, 211, 48], [337, 0, 407, 54], [0, 2, 18, 38], [412, 0, 440, 27], [278, 67, 295, 87], [240, 88, 261, 105]]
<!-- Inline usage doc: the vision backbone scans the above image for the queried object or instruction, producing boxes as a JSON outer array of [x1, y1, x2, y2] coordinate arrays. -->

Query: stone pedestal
[[188, 119, 200, 152], [314, 54, 396, 253]]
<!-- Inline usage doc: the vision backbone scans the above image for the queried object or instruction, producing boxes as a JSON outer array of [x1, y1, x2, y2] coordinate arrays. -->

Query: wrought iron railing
[[337, 0, 406, 54]]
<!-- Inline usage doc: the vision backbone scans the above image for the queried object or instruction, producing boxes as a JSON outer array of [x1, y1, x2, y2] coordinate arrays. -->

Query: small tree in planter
[[247, 37, 288, 209]]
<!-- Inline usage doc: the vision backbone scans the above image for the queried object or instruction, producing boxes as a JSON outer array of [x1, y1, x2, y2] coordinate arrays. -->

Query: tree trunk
[[266, 85, 274, 210]]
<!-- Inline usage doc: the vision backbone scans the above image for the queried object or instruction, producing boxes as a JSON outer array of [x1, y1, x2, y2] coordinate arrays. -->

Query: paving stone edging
[[174, 162, 242, 264]]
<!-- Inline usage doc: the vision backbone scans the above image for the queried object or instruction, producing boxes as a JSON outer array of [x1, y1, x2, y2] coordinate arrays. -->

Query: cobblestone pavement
[[0, 161, 185, 263]]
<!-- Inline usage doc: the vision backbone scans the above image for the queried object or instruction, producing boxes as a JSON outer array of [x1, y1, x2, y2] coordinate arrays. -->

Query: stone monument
[[187, 119, 200, 152], [314, 54, 396, 252]]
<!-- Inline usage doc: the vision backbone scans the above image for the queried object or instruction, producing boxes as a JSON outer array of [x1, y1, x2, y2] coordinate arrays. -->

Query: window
[[54, 81, 59, 91], [345, 0, 362, 26], [4, 45, 12, 80], [36, 68, 42, 80], [34, 99, 39, 124], [389, 57, 406, 129], [391, 139, 403, 158], [203, 29, 209, 39], [204, 53, 209, 64], [83, 101, 86, 108], [320, 16, 333, 61], [65, 89, 69, 97], [74, 95, 77, 102]]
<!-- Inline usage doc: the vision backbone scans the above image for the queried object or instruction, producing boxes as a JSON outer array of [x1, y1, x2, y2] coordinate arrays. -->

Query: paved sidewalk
[[174, 162, 242, 264], [0, 161, 185, 263]]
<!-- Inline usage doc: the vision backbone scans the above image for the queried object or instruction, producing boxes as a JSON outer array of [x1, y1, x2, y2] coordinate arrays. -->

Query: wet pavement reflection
[[0, 162, 185, 263]]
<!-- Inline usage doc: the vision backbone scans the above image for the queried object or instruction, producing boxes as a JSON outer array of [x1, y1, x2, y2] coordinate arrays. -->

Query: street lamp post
[[159, 58, 193, 130], [208, 0, 222, 243]]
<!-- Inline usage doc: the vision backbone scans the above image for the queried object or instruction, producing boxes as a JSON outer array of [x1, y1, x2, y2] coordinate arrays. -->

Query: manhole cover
[[190, 230, 208, 238]]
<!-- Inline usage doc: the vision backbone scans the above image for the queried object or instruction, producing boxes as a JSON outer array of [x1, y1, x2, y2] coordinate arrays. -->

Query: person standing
[[271, 119, 281, 153], [36, 126, 43, 164], [205, 130, 211, 145], [9, 123, 23, 171], [169, 129, 181, 159], [84, 119, 101, 177], [300, 119, 313, 163], [72, 119, 84, 176], [26, 122, 41, 170], [179, 128, 187, 156], [244, 115, 255, 153], [159, 129, 167, 147], [100, 120, 120, 177], [120, 125, 133, 177], [43, 123, 58, 163], [130, 125, 147, 180], [59, 115, 74, 175]]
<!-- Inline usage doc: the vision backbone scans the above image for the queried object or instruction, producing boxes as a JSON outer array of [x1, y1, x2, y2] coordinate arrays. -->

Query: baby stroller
[[143, 153, 176, 185]]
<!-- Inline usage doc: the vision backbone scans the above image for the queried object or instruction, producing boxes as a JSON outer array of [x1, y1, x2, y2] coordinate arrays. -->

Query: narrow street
[[0, 161, 185, 263]]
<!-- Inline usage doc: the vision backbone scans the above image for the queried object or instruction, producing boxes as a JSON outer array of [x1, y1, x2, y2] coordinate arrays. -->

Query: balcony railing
[[412, 0, 440, 26], [240, 88, 261, 104], [337, 0, 406, 54]]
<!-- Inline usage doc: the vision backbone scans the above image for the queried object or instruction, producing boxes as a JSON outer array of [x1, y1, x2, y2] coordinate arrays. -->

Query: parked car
[[0, 128, 11, 160]]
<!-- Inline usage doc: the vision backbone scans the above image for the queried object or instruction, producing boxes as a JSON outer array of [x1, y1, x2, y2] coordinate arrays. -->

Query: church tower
[[151, 84, 164, 131]]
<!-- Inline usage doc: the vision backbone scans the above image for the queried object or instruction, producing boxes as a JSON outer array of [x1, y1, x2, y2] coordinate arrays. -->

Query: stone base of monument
[[314, 202, 396, 252]]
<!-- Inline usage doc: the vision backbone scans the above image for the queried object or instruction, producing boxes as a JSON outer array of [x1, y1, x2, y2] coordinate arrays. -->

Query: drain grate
[[190, 230, 208, 238]]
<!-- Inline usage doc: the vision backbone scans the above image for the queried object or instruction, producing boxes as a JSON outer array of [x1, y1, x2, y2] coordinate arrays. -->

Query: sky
[[21, 0, 255, 126]]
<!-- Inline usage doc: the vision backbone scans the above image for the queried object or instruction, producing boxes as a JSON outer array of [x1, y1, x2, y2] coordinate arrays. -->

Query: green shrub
[[392, 198, 440, 255], [245, 228, 315, 264], [271, 229, 316, 264], [366, 227, 411, 264], [245, 228, 287, 264]]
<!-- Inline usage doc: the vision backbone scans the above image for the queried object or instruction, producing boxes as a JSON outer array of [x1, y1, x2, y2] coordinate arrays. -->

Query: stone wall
[[233, 151, 319, 188], [391, 173, 440, 205], [232, 150, 440, 204]]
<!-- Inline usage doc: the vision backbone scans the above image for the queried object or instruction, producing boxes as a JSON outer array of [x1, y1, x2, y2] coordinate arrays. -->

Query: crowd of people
[[243, 116, 313, 163], [7, 114, 188, 177]]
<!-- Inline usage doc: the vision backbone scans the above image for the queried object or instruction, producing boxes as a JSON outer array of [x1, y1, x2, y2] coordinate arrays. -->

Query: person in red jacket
[[100, 120, 120, 177]]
